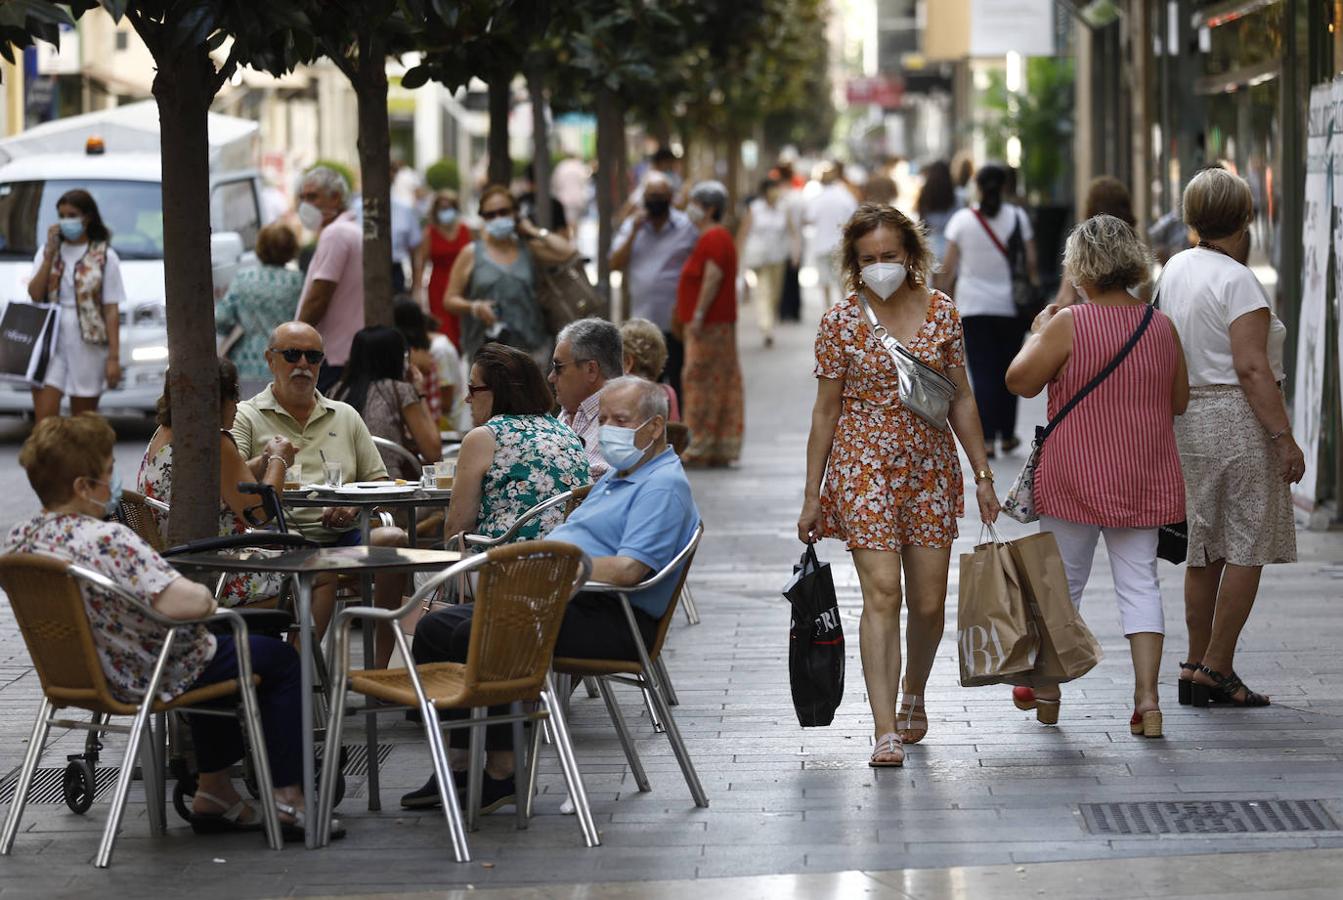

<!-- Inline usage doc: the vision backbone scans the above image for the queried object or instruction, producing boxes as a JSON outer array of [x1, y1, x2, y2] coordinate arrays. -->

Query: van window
[[213, 179, 259, 249], [0, 179, 164, 260]]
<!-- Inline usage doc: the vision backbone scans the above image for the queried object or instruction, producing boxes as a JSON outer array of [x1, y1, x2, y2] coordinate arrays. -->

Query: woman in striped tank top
[[1006, 215, 1189, 737]]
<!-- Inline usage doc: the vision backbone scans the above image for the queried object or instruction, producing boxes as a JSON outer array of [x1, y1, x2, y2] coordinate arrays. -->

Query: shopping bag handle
[[801, 540, 821, 569], [977, 523, 1005, 546]]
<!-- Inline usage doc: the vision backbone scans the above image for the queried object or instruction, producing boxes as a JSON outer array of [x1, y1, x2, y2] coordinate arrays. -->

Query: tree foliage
[[980, 57, 1075, 203]]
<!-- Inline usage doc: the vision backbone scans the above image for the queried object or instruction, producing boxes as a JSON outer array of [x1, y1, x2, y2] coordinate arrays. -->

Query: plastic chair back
[[666, 423, 691, 456]]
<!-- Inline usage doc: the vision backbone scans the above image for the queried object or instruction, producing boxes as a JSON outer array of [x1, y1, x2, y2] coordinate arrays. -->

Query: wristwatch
[[974, 468, 994, 483], [535, 227, 551, 239]]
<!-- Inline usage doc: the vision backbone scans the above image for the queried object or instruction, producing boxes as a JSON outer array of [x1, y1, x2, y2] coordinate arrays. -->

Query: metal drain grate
[[1080, 800, 1341, 835], [0, 767, 119, 804], [329, 743, 396, 777]]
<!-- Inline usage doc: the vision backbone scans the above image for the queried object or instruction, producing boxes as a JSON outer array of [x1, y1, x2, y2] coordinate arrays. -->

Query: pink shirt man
[[298, 209, 364, 366]]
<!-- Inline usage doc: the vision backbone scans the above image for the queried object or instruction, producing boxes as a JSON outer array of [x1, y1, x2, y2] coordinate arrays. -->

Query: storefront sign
[[1292, 83, 1332, 508], [845, 77, 903, 109], [969, 0, 1055, 57]]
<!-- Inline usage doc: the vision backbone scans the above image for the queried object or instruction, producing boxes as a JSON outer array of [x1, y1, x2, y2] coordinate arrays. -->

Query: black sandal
[[1192, 666, 1269, 708], [1177, 661, 1229, 705]]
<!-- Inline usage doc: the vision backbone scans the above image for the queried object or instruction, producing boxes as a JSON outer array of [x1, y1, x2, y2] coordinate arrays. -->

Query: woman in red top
[[1006, 214, 1189, 738], [674, 180, 743, 466], [413, 189, 473, 349]]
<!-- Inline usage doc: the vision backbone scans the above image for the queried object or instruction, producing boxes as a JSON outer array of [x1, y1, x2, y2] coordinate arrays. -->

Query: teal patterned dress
[[476, 414, 591, 541], [216, 265, 305, 382]]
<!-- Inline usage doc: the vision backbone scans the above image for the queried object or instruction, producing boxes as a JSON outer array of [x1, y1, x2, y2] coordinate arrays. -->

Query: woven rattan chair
[[461, 485, 592, 552], [317, 540, 596, 859], [0, 553, 283, 867], [116, 490, 168, 552], [550, 522, 707, 808]]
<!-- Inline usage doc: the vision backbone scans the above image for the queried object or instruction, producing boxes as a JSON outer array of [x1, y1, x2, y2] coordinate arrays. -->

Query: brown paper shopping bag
[[1003, 531, 1104, 687], [957, 536, 1038, 687]]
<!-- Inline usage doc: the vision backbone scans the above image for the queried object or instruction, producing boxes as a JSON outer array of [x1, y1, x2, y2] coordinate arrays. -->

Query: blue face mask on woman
[[59, 217, 86, 241], [484, 216, 516, 240], [437, 208, 458, 226], [91, 469, 122, 516], [598, 419, 653, 472]]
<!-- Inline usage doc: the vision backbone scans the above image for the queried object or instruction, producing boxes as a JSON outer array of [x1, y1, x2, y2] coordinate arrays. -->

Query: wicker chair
[[116, 489, 168, 552], [551, 522, 707, 808], [317, 540, 596, 859], [0, 554, 283, 867]]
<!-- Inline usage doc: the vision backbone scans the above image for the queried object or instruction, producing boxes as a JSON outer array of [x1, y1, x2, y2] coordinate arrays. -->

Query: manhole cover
[[1080, 800, 1341, 835]]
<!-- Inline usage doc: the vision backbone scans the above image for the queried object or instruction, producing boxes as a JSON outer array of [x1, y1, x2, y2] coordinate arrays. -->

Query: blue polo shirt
[[548, 447, 699, 618]]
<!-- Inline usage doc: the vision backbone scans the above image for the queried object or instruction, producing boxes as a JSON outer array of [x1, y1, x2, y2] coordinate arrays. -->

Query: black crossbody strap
[[1039, 303, 1155, 444]]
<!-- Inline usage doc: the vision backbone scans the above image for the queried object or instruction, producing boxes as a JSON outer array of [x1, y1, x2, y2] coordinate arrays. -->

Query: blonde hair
[[619, 318, 668, 381], [19, 414, 117, 507], [840, 204, 933, 295], [1182, 168, 1252, 240], [1063, 214, 1152, 293]]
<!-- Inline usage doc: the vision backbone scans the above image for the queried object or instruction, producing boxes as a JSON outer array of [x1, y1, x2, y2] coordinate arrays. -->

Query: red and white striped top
[[1035, 304, 1186, 528]]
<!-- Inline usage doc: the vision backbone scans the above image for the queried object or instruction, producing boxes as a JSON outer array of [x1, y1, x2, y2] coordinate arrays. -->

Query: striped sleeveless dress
[[1034, 304, 1185, 528]]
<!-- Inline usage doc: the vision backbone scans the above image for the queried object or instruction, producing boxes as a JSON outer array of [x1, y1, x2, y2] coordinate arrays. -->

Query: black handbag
[[1157, 521, 1188, 564], [972, 206, 1040, 315], [783, 543, 845, 727]]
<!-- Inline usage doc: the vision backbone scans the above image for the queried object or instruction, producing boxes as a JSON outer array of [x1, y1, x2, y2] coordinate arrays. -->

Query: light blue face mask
[[59, 217, 86, 241], [598, 418, 653, 472], [92, 469, 122, 516], [484, 216, 516, 240], [437, 208, 459, 226]]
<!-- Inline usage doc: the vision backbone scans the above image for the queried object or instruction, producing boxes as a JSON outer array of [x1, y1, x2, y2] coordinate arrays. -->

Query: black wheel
[[63, 759, 96, 814], [172, 780, 195, 822]]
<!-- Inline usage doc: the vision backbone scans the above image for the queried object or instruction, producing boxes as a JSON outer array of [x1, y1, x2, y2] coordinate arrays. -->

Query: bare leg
[[1128, 631, 1163, 712], [1194, 563, 1267, 701], [1183, 560, 1223, 670], [851, 548, 904, 746], [898, 544, 952, 697], [370, 526, 409, 668], [305, 575, 339, 643], [68, 395, 100, 415], [31, 387, 62, 423]]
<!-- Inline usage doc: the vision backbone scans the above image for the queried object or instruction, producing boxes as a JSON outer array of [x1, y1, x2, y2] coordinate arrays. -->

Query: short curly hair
[[839, 204, 933, 296], [619, 318, 668, 381], [1063, 214, 1153, 293], [19, 413, 117, 507]]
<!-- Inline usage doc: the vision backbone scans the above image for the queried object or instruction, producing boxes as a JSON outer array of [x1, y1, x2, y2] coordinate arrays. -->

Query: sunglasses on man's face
[[271, 348, 325, 365], [480, 207, 514, 221]]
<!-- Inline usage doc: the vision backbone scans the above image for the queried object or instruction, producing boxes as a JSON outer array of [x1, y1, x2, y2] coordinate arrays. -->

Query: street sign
[[846, 77, 903, 109]]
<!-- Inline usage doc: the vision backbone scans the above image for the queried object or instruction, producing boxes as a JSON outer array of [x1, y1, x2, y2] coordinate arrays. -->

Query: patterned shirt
[[3, 513, 215, 703], [216, 265, 305, 381], [560, 388, 607, 479], [477, 414, 591, 540]]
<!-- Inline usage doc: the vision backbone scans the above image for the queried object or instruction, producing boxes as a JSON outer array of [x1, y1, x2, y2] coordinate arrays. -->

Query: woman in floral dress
[[441, 342, 590, 543], [797, 205, 1000, 767]]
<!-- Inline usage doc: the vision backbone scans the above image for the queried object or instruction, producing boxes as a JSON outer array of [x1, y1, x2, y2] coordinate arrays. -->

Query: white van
[[0, 101, 265, 416]]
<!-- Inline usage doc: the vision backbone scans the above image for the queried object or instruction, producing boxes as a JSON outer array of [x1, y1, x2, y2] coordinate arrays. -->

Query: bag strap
[[854, 291, 956, 389], [971, 207, 1011, 262], [1039, 303, 1155, 444]]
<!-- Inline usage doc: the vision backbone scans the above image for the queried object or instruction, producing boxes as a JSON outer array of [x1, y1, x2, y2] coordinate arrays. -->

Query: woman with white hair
[[1005, 214, 1189, 737], [1159, 167, 1303, 709]]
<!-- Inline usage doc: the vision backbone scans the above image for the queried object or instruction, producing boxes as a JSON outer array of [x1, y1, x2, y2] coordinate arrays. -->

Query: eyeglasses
[[480, 207, 514, 221], [466, 383, 492, 398], [550, 358, 590, 374], [270, 348, 325, 365]]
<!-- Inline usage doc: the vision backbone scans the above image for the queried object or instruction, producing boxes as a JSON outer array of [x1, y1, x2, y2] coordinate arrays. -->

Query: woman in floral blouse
[[442, 342, 590, 543], [6, 414, 330, 838], [797, 205, 999, 768]]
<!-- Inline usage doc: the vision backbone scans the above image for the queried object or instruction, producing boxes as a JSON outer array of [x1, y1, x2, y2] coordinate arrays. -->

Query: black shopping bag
[[783, 543, 844, 727], [0, 302, 58, 385]]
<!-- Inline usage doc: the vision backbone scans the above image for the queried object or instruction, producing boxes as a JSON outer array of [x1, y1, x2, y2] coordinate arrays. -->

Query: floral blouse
[[4, 512, 215, 703], [477, 414, 591, 540]]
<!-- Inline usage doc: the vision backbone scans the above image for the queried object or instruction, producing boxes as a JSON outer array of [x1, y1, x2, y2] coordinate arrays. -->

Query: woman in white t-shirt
[[1159, 168, 1304, 710], [26, 189, 126, 423], [737, 176, 800, 348], [936, 164, 1037, 456]]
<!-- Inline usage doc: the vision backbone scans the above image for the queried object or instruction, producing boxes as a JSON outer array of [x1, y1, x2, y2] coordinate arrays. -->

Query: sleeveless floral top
[[476, 414, 590, 540]]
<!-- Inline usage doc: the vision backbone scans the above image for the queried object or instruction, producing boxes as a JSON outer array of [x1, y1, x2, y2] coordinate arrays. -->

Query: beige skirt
[[1174, 385, 1296, 567]]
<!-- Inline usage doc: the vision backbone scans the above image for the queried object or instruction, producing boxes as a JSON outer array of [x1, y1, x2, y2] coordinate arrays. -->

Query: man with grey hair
[[296, 166, 364, 392], [550, 317, 623, 478], [610, 172, 698, 402], [400, 374, 699, 813]]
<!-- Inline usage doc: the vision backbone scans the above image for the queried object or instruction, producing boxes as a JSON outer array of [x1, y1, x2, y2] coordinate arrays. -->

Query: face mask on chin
[[860, 262, 907, 301], [87, 469, 122, 517], [598, 418, 654, 471], [686, 204, 706, 225]]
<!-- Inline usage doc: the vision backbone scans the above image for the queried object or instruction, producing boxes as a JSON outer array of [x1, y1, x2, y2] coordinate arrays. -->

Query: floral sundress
[[814, 290, 966, 550], [476, 414, 591, 541]]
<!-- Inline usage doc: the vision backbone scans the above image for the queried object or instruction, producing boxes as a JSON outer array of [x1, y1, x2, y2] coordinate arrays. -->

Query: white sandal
[[275, 800, 345, 841], [868, 732, 904, 768], [188, 790, 263, 833]]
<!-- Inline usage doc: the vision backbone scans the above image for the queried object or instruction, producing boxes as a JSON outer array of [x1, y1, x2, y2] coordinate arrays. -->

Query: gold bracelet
[[974, 468, 994, 483]]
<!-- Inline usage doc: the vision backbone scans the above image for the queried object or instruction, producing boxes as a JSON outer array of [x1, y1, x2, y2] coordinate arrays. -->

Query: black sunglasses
[[480, 208, 515, 221], [271, 348, 325, 365], [466, 383, 492, 398]]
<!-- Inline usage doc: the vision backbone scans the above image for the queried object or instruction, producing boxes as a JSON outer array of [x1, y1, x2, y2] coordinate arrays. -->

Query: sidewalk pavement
[[0, 288, 1341, 898]]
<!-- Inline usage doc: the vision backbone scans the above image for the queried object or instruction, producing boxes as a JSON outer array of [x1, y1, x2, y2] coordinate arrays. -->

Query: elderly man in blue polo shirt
[[401, 375, 700, 813]]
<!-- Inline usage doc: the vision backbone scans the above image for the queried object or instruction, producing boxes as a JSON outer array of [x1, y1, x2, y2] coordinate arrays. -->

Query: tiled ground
[[0, 292, 1341, 897]]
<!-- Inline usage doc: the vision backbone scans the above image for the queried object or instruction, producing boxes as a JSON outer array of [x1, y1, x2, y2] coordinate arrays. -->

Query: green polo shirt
[[231, 385, 388, 543]]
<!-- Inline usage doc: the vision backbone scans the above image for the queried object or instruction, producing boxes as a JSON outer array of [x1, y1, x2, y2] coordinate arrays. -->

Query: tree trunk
[[525, 59, 552, 230], [354, 50, 394, 326], [595, 86, 620, 314], [152, 48, 220, 546], [487, 74, 512, 187]]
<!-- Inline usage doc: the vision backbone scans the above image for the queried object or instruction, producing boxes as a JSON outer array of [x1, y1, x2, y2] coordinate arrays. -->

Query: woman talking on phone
[[26, 189, 125, 422]]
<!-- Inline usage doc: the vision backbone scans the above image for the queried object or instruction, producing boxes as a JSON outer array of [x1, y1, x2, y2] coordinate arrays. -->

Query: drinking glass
[[283, 462, 303, 491], [421, 463, 437, 489], [435, 459, 456, 490], [323, 459, 343, 487]]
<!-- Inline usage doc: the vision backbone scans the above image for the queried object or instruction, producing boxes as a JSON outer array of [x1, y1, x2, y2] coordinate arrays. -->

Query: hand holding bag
[[1003, 304, 1155, 523], [783, 542, 845, 727], [957, 526, 1039, 686], [856, 291, 957, 430]]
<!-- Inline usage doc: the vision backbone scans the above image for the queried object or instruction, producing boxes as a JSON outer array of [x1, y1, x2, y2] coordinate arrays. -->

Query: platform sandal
[[1191, 666, 1269, 708], [1178, 662, 1228, 705], [1129, 709, 1163, 738]]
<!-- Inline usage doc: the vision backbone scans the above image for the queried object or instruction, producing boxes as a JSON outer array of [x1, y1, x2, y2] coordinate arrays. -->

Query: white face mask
[[861, 262, 907, 300], [598, 418, 653, 471], [297, 201, 324, 232], [685, 204, 706, 225]]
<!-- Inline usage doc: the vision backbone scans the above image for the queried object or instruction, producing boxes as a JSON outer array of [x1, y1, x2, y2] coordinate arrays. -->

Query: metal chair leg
[[641, 682, 665, 734], [679, 584, 701, 626], [465, 707, 487, 832], [541, 675, 600, 848], [1, 698, 51, 855], [358, 605, 381, 812], [596, 677, 650, 792], [234, 638, 283, 851], [582, 677, 600, 699], [654, 657, 680, 707], [511, 704, 527, 831], [317, 637, 351, 848], [423, 704, 470, 862], [524, 711, 544, 820], [137, 721, 166, 837]]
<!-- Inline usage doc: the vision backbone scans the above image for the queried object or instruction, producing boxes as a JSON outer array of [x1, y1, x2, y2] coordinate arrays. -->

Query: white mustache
[[288, 368, 313, 379]]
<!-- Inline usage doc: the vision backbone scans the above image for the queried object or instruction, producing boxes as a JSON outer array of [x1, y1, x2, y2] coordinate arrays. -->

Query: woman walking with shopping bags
[[1160, 167, 1302, 708], [797, 204, 999, 767], [1005, 215, 1188, 736]]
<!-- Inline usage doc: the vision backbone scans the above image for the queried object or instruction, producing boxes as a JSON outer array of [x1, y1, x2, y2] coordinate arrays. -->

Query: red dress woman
[[415, 191, 473, 349]]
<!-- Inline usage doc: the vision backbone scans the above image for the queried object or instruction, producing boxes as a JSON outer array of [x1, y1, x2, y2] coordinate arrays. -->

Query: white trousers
[[1038, 515, 1165, 636]]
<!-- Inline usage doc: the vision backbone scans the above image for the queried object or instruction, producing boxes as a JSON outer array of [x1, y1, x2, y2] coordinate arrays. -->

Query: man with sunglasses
[[231, 322, 409, 663], [550, 317, 623, 478]]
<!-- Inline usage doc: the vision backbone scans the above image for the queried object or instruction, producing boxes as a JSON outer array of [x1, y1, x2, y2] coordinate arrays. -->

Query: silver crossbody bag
[[857, 293, 957, 430]]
